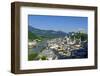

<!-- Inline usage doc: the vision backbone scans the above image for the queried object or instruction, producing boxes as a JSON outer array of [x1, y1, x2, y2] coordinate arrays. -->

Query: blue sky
[[28, 15, 88, 33]]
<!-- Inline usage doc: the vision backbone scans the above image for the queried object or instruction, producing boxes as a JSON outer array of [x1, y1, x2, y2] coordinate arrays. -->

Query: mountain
[[28, 25, 67, 39]]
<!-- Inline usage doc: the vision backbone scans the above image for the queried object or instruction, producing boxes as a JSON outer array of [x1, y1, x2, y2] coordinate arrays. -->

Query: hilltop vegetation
[[68, 32, 87, 41]]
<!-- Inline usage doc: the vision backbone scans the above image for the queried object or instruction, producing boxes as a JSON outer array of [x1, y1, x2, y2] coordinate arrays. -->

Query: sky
[[28, 15, 88, 33]]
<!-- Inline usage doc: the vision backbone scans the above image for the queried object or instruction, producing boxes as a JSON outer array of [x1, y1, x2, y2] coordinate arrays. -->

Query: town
[[28, 31, 88, 60]]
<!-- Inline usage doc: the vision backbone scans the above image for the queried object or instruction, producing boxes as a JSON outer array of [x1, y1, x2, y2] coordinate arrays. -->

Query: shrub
[[28, 52, 38, 60]]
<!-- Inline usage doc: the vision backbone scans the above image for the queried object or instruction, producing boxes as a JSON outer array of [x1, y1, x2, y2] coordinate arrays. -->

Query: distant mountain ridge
[[28, 25, 67, 39]]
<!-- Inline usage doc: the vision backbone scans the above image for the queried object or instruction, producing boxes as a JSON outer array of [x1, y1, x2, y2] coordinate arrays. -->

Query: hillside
[[28, 25, 67, 40], [28, 31, 42, 41]]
